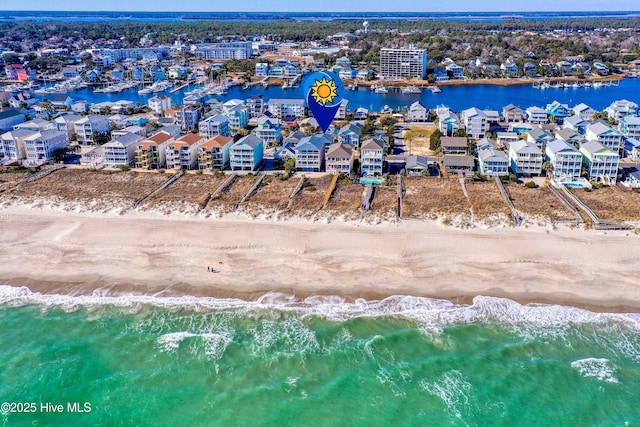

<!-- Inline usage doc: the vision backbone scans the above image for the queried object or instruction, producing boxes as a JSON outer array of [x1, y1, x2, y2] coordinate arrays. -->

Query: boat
[[401, 85, 422, 94], [374, 85, 389, 94], [428, 86, 442, 93]]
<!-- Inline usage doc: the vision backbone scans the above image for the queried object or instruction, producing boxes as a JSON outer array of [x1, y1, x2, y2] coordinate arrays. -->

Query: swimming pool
[[360, 178, 382, 185]]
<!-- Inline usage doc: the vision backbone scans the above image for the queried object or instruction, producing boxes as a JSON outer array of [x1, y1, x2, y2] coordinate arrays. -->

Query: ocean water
[[1, 286, 640, 426]]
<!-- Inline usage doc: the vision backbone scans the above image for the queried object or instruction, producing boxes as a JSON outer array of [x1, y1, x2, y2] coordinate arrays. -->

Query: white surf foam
[[420, 370, 478, 426], [570, 358, 620, 383], [2, 285, 640, 338]]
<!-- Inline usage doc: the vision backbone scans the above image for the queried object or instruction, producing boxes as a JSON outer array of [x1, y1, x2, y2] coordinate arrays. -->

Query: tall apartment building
[[379, 48, 427, 79]]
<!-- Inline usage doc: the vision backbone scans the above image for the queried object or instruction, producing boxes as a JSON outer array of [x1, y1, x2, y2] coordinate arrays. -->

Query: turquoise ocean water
[[1, 285, 640, 426]]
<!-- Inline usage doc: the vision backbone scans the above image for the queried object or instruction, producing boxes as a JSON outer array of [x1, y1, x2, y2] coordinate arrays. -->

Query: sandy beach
[[2, 204, 640, 312]]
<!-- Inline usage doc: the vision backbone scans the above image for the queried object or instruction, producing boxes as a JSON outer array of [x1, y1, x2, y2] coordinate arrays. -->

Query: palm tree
[[542, 161, 553, 177]]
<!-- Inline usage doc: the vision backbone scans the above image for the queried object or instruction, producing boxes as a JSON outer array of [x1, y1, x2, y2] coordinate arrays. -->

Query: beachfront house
[[102, 132, 144, 168], [546, 101, 571, 124], [405, 155, 436, 176], [620, 116, 640, 139], [460, 107, 486, 139], [407, 101, 428, 122], [443, 155, 475, 176], [198, 135, 234, 170], [230, 134, 264, 171], [198, 114, 231, 139], [502, 104, 525, 123], [325, 142, 354, 175], [274, 142, 296, 164], [23, 130, 70, 166], [606, 99, 638, 123], [74, 115, 110, 145], [441, 136, 468, 155], [478, 148, 509, 177], [338, 123, 363, 147], [134, 131, 175, 169], [585, 122, 624, 153], [545, 139, 582, 182], [360, 138, 385, 177], [509, 140, 543, 176], [437, 108, 460, 135], [0, 129, 34, 164], [295, 134, 327, 172], [525, 106, 548, 125], [254, 115, 282, 147], [580, 140, 620, 184], [573, 103, 596, 121], [165, 133, 205, 170]]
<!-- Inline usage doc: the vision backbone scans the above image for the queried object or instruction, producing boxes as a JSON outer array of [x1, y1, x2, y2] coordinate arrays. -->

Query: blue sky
[[5, 0, 640, 12]]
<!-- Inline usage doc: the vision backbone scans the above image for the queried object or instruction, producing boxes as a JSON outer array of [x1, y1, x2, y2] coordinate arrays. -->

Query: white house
[[563, 115, 588, 134], [437, 108, 460, 135], [0, 129, 35, 163], [407, 101, 428, 122], [360, 138, 385, 177], [75, 115, 110, 144], [545, 139, 582, 181], [53, 114, 82, 138], [102, 132, 145, 167], [620, 116, 640, 139], [496, 132, 518, 149], [606, 99, 638, 123], [148, 95, 172, 116], [502, 104, 525, 123], [478, 148, 509, 176], [460, 107, 486, 139], [230, 134, 264, 171], [525, 106, 548, 125], [267, 99, 305, 118], [580, 140, 620, 184], [335, 99, 349, 120], [165, 133, 205, 170], [509, 140, 543, 176], [23, 130, 69, 166], [198, 114, 231, 139], [572, 103, 596, 121], [585, 121, 623, 152]]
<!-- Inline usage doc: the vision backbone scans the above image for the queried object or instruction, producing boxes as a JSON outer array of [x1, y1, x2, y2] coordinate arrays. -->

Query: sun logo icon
[[309, 77, 338, 106]]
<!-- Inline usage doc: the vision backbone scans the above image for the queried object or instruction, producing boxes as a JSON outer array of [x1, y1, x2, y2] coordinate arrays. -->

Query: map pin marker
[[305, 71, 344, 133]]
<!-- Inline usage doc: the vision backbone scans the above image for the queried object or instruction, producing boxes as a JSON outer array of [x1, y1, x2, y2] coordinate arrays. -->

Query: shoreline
[[2, 204, 640, 313]]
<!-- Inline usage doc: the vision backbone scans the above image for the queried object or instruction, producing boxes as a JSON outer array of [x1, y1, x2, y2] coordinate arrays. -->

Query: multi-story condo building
[[23, 130, 69, 166], [193, 42, 253, 60], [295, 135, 327, 172], [134, 131, 175, 170], [267, 99, 306, 119], [224, 104, 249, 131], [460, 107, 487, 139], [246, 96, 265, 118], [360, 138, 385, 177], [379, 47, 428, 79], [580, 140, 620, 184], [198, 135, 234, 170], [230, 135, 264, 171], [74, 115, 110, 144], [545, 139, 582, 181], [509, 140, 543, 176], [165, 133, 205, 170], [198, 114, 231, 139], [102, 133, 145, 168], [585, 122, 624, 153], [502, 104, 526, 123]]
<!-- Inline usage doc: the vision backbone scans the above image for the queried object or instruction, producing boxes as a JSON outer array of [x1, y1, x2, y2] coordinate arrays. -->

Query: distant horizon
[[3, 0, 640, 13]]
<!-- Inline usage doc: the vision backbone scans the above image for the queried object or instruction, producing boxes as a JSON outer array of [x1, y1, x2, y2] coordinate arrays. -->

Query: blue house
[[546, 101, 570, 124]]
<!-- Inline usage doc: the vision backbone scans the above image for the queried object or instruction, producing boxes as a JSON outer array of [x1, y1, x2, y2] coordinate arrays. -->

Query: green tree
[[430, 129, 443, 152], [284, 158, 296, 175]]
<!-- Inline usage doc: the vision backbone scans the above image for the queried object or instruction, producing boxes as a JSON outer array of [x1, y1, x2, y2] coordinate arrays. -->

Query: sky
[[3, 0, 640, 12]]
